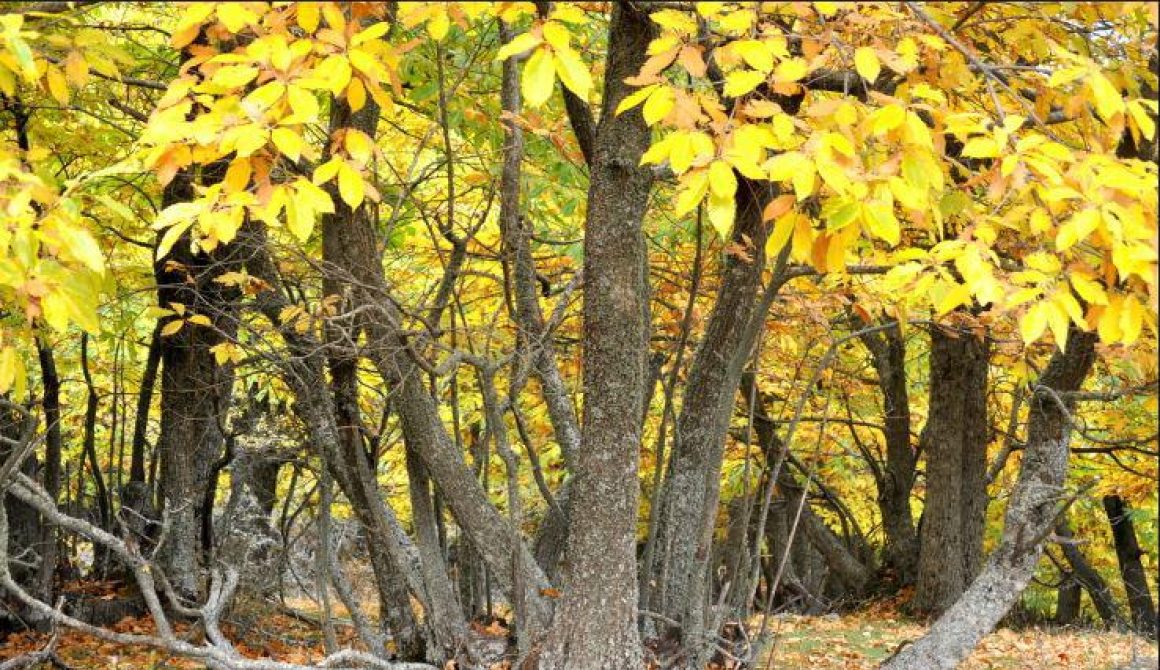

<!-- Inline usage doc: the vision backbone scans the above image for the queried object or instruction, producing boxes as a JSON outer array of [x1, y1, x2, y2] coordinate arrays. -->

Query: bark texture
[[153, 164, 239, 598], [538, 5, 654, 667], [912, 327, 990, 615], [855, 323, 918, 584], [1103, 495, 1157, 637], [646, 178, 773, 654], [882, 328, 1096, 670]]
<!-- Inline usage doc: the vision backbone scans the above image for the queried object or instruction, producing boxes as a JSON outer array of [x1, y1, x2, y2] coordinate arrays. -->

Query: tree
[[0, 3, 1156, 669]]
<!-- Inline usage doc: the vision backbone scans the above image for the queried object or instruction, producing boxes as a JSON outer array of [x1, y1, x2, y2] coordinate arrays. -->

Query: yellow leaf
[[187, 314, 212, 327], [1097, 297, 1123, 343], [322, 2, 345, 32], [337, 164, 365, 208], [346, 77, 367, 112], [0, 346, 17, 394], [1088, 71, 1124, 122], [765, 210, 796, 258], [1047, 301, 1070, 351], [224, 158, 252, 193], [617, 83, 658, 116], [46, 65, 69, 104], [961, 137, 1001, 158], [862, 201, 900, 246], [351, 21, 391, 47], [825, 230, 849, 272], [733, 39, 773, 73], [522, 46, 556, 107], [1069, 273, 1108, 305], [1052, 290, 1088, 330], [1119, 294, 1143, 345], [233, 127, 268, 158], [210, 342, 237, 366], [854, 47, 880, 83], [1127, 99, 1156, 141], [792, 211, 814, 262], [765, 151, 808, 181], [244, 81, 285, 111], [723, 69, 765, 98], [936, 282, 972, 315], [345, 129, 374, 165], [674, 169, 709, 216], [870, 104, 905, 135], [216, 3, 257, 33], [313, 157, 343, 184], [1055, 208, 1100, 251], [271, 128, 303, 162], [428, 8, 450, 40], [1020, 301, 1050, 345], [160, 319, 184, 337], [497, 32, 542, 61], [211, 65, 259, 89], [64, 51, 88, 86], [773, 58, 808, 83], [542, 21, 570, 50], [297, 3, 320, 32], [707, 191, 735, 239], [708, 160, 737, 199], [60, 225, 104, 274], [553, 47, 592, 99], [643, 86, 675, 126], [286, 85, 319, 123]]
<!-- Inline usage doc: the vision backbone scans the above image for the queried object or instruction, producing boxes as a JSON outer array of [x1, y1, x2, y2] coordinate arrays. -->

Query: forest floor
[[759, 612, 1158, 669], [1, 590, 1157, 669]]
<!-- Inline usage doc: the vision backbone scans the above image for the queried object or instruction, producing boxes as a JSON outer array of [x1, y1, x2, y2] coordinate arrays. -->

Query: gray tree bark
[[882, 328, 1096, 670], [538, 5, 655, 667], [912, 326, 990, 615]]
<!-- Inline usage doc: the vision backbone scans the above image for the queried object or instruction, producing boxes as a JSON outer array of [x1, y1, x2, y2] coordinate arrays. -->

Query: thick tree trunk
[[1102, 495, 1157, 637], [647, 178, 773, 652], [856, 324, 918, 584], [882, 328, 1096, 670], [153, 162, 239, 598], [538, 5, 654, 668], [912, 326, 990, 615]]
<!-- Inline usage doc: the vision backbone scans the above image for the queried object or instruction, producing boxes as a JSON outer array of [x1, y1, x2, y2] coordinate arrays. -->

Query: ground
[[2, 595, 1157, 669], [761, 612, 1158, 670]]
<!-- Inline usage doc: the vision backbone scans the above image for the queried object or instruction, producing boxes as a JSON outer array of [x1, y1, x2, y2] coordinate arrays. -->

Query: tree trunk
[[153, 161, 239, 598], [882, 328, 1096, 670], [498, 21, 582, 585], [646, 178, 773, 652], [34, 340, 61, 602], [1102, 495, 1156, 637], [1054, 518, 1122, 626], [1, 403, 41, 624], [129, 324, 161, 486], [856, 323, 918, 585], [1054, 572, 1082, 625], [538, 6, 654, 668], [912, 326, 990, 615]]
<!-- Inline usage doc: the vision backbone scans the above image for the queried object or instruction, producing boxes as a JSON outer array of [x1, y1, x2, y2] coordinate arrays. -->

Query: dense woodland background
[[0, 2, 1157, 669]]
